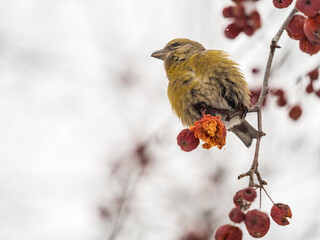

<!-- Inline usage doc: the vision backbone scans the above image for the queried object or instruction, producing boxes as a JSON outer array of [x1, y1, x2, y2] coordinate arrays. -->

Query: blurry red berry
[[235, 17, 248, 29], [286, 14, 306, 40], [289, 105, 302, 120], [223, 6, 234, 18], [233, 190, 245, 208], [252, 68, 260, 74], [229, 207, 245, 224], [243, 25, 256, 36], [215, 224, 242, 240], [250, 10, 262, 29], [315, 89, 320, 97], [245, 210, 270, 238], [181, 231, 210, 240], [303, 14, 320, 45], [242, 187, 257, 202], [177, 129, 200, 152], [277, 97, 287, 107], [306, 82, 314, 93], [299, 37, 320, 55], [271, 88, 285, 97], [273, 0, 293, 9], [308, 67, 319, 81], [270, 203, 292, 226], [296, 0, 320, 18], [231, 4, 245, 18], [225, 23, 242, 39]]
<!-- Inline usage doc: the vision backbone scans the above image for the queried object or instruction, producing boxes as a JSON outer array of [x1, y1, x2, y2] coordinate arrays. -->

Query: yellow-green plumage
[[166, 49, 250, 126], [151, 38, 258, 147]]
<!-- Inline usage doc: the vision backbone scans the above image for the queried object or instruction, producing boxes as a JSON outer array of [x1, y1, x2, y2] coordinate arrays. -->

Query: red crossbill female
[[151, 38, 258, 147]]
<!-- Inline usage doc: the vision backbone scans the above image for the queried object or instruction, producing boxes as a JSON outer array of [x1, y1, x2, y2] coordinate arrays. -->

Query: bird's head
[[151, 38, 205, 62]]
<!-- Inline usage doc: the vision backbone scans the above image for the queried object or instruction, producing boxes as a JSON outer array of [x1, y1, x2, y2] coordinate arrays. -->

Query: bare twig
[[108, 169, 143, 240], [239, 7, 298, 187]]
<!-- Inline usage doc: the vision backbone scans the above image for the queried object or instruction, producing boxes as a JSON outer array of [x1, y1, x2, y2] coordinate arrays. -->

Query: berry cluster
[[274, 0, 320, 55], [305, 67, 320, 96], [215, 187, 292, 239], [223, 1, 262, 39], [176, 115, 227, 152], [250, 87, 303, 121]]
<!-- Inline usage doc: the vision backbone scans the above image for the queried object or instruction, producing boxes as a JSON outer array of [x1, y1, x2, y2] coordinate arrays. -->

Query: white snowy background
[[1, 1, 320, 240]]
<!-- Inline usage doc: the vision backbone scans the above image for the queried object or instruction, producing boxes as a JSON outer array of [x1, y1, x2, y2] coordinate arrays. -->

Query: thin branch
[[108, 169, 143, 240], [239, 7, 298, 187]]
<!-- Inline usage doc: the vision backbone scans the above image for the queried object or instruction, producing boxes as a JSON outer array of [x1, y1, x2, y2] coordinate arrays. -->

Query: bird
[[151, 38, 259, 147]]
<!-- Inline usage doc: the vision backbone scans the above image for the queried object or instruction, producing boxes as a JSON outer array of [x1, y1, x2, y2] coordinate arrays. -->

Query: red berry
[[231, 4, 245, 18], [303, 14, 320, 45], [225, 23, 242, 39], [286, 14, 306, 40], [252, 68, 260, 74], [177, 129, 200, 152], [223, 6, 234, 18], [242, 187, 257, 202], [270, 203, 292, 226], [243, 25, 256, 36], [232, 0, 245, 3], [229, 207, 245, 223], [277, 96, 287, 107], [289, 105, 302, 120], [215, 224, 242, 240], [306, 82, 314, 93], [235, 17, 248, 29], [245, 210, 270, 238], [273, 0, 293, 9], [308, 67, 319, 81], [250, 10, 262, 29], [296, 0, 320, 18], [315, 89, 320, 97], [271, 88, 285, 97], [299, 37, 320, 55], [233, 190, 245, 208]]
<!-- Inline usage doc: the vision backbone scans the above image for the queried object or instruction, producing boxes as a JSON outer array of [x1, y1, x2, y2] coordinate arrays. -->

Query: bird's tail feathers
[[230, 120, 259, 148]]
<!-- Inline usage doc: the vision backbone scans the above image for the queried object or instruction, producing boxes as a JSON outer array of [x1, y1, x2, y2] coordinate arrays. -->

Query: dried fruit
[[245, 210, 270, 238], [270, 203, 292, 226], [242, 187, 257, 202], [177, 129, 200, 152], [273, 0, 293, 9], [229, 207, 245, 223], [286, 14, 306, 40], [289, 105, 302, 120], [215, 224, 242, 240]]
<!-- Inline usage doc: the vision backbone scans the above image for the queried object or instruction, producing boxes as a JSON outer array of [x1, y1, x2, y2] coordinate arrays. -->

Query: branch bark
[[239, 7, 298, 187]]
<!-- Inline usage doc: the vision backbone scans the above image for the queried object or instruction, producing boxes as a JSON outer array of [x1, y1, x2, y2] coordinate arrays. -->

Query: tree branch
[[239, 7, 298, 187]]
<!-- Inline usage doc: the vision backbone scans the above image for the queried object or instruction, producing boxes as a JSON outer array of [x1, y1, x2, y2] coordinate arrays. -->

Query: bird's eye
[[171, 43, 180, 47]]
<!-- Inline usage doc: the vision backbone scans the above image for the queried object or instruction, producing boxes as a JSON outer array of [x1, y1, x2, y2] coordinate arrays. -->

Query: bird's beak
[[151, 49, 167, 60]]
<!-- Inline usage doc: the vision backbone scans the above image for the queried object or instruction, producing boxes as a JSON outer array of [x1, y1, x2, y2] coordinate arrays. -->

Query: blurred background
[[1, 1, 320, 239]]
